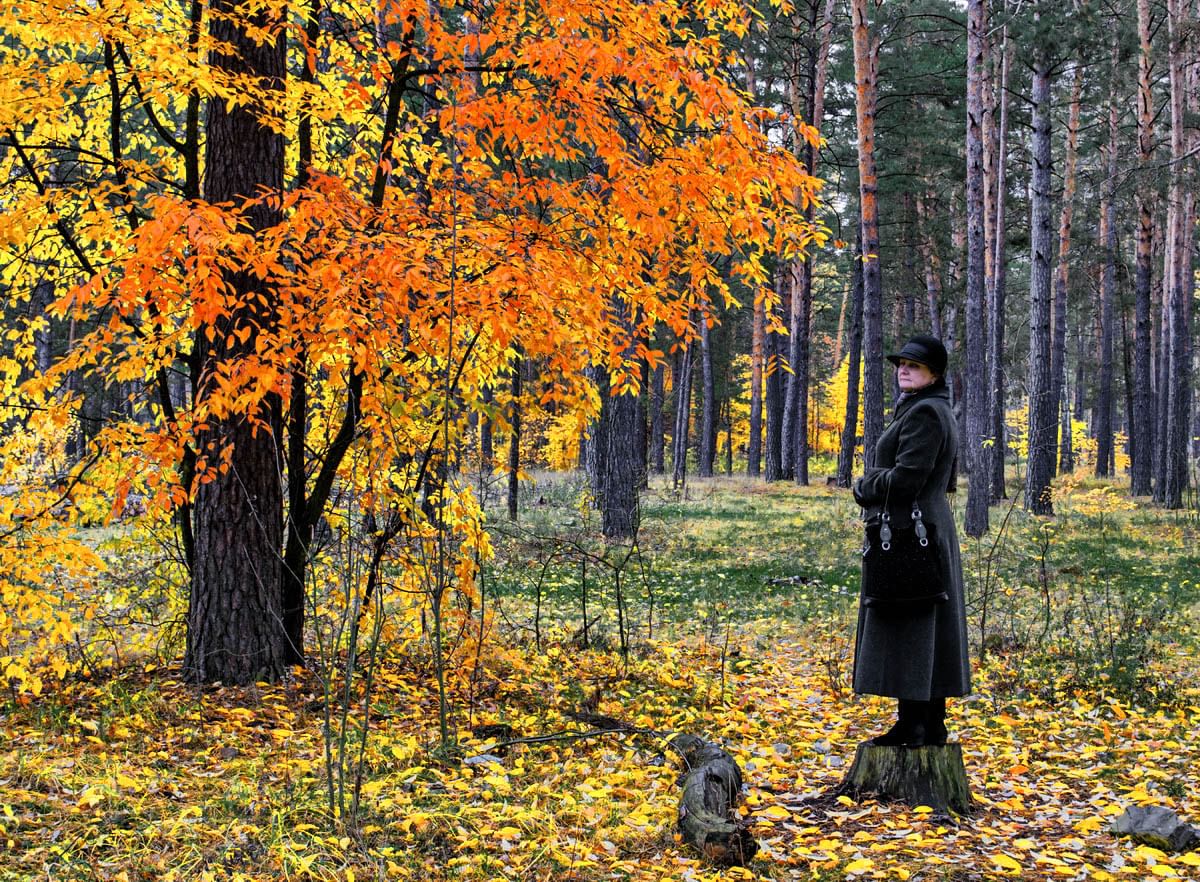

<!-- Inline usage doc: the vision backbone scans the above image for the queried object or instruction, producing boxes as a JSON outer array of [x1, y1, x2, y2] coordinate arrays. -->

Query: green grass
[[484, 469, 1200, 702]]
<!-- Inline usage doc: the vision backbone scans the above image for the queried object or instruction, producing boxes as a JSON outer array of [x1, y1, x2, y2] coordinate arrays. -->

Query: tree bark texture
[[670, 734, 758, 866], [852, 0, 884, 469], [698, 310, 716, 478], [1024, 47, 1056, 516], [1094, 50, 1119, 479], [747, 296, 764, 477], [838, 743, 973, 815], [765, 273, 786, 481], [650, 360, 666, 475], [963, 0, 989, 537], [1131, 0, 1156, 496], [1161, 0, 1193, 508], [1052, 63, 1082, 477], [988, 31, 1010, 502], [185, 0, 288, 683], [672, 340, 694, 491], [837, 235, 865, 489], [507, 352, 522, 521]]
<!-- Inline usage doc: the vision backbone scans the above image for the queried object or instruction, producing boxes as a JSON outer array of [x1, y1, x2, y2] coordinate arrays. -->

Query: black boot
[[871, 699, 927, 746], [924, 697, 948, 745]]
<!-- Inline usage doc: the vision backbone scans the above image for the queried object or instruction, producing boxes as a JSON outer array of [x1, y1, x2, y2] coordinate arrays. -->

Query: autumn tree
[[0, 0, 821, 687]]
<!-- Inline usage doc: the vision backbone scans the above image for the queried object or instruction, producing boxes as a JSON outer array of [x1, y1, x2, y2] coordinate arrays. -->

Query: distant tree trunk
[[838, 235, 865, 489], [1131, 0, 1156, 496], [185, 0, 288, 684], [764, 296, 786, 481], [507, 352, 522, 520], [784, 0, 834, 487], [585, 364, 608, 503], [1060, 350, 1075, 474], [650, 360, 666, 475], [988, 31, 1011, 502], [480, 384, 494, 470], [852, 0, 884, 468], [963, 0, 990, 537], [1024, 42, 1056, 516], [1094, 49, 1119, 479], [916, 194, 945, 340], [1160, 0, 1193, 508], [698, 310, 716, 478], [747, 297, 764, 477], [1052, 63, 1082, 478], [672, 338, 694, 491]]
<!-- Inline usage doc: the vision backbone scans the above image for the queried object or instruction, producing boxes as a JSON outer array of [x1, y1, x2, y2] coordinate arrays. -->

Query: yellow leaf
[[1179, 854, 1200, 868], [991, 854, 1022, 872], [758, 805, 791, 820], [844, 858, 874, 874], [116, 773, 137, 789]]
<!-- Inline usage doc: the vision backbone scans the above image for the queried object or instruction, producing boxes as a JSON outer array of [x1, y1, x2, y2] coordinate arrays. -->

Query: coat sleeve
[[855, 405, 945, 506]]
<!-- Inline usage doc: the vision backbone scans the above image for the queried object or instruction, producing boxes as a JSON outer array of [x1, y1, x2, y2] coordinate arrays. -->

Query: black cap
[[886, 334, 948, 375]]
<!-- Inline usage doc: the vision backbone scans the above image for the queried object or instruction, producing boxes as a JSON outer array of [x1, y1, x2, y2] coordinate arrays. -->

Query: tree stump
[[837, 743, 972, 815], [669, 733, 758, 866]]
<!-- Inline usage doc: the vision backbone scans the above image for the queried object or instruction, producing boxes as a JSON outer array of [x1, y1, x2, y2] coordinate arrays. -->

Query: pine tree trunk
[[1131, 0, 1157, 496], [480, 384, 494, 470], [698, 311, 716, 478], [1162, 0, 1193, 508], [650, 361, 666, 475], [747, 297, 764, 477], [1094, 50, 1119, 478], [507, 352, 522, 521], [185, 0, 288, 684], [1024, 45, 1056, 516], [988, 32, 1010, 502], [1051, 64, 1081, 479], [963, 0, 990, 537], [837, 235, 865, 489], [852, 0, 884, 469], [672, 341, 694, 491]]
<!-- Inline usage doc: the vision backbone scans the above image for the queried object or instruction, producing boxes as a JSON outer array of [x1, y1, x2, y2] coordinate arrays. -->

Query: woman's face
[[896, 358, 937, 391]]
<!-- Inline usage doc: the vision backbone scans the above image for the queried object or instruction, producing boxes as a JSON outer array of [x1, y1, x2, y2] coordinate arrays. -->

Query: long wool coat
[[851, 379, 971, 700]]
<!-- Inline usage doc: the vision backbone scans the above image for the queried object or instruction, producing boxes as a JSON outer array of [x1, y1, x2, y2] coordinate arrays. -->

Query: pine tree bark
[[1052, 63, 1082, 478], [672, 339, 694, 491], [852, 0, 884, 469], [1094, 49, 1119, 478], [783, 0, 834, 487], [1131, 0, 1157, 496], [185, 0, 288, 683], [507, 352, 522, 521], [963, 0, 990, 537], [650, 360, 666, 475], [747, 298, 764, 477], [988, 31, 1011, 502], [698, 310, 716, 478], [1161, 0, 1193, 508], [837, 235, 865, 488], [1024, 39, 1056, 516]]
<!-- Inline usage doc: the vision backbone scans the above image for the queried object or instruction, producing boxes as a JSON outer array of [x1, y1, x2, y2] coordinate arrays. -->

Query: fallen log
[[837, 742, 972, 815], [669, 733, 758, 866]]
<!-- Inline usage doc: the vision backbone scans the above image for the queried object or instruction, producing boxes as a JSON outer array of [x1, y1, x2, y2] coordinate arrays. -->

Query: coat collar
[[892, 377, 950, 422]]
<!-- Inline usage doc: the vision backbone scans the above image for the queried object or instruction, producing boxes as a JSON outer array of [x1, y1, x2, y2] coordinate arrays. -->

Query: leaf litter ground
[[3, 477, 1199, 881]]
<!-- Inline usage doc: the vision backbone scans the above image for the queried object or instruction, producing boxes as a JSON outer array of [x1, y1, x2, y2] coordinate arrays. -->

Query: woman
[[851, 334, 971, 746]]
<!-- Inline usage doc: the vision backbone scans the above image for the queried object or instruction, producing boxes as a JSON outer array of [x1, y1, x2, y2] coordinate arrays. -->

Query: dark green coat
[[851, 380, 971, 700]]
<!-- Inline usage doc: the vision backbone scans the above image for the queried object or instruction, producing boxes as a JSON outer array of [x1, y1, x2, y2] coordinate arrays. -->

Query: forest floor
[[3, 474, 1200, 882]]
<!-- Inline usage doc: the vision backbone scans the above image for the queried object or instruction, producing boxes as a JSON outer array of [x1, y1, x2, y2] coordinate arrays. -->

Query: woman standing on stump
[[852, 335, 971, 746]]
